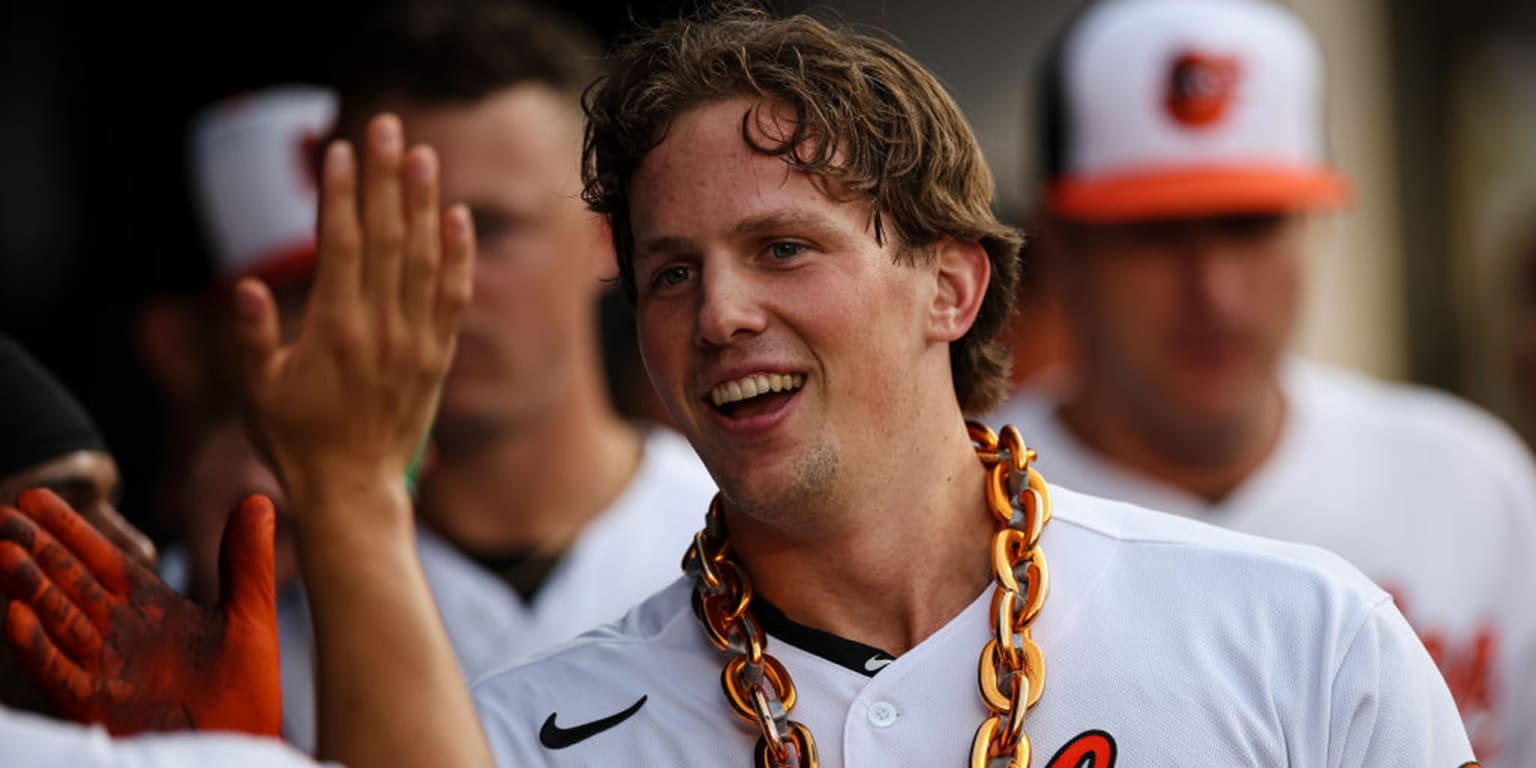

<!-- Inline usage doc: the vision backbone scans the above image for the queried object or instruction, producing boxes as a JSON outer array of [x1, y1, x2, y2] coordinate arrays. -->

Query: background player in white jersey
[[247, 1, 715, 749], [992, 0, 1536, 764]]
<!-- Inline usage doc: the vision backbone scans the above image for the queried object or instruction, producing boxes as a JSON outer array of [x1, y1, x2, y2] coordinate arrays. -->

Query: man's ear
[[926, 237, 990, 343]]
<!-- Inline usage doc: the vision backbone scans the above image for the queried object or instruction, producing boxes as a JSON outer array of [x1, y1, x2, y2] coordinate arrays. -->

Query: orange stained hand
[[0, 488, 279, 736], [233, 114, 475, 510]]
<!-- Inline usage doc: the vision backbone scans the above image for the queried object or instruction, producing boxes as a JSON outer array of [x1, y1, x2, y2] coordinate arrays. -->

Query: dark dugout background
[[0, 0, 698, 541]]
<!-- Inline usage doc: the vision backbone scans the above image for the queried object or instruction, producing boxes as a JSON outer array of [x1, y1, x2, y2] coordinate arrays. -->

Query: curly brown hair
[[582, 6, 1023, 415]]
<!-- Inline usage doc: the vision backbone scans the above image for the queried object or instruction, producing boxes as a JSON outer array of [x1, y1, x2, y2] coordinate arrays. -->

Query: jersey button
[[868, 701, 899, 728]]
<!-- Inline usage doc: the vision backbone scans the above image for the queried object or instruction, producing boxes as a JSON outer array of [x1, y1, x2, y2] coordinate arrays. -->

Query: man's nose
[[1182, 237, 1250, 315], [694, 263, 767, 348]]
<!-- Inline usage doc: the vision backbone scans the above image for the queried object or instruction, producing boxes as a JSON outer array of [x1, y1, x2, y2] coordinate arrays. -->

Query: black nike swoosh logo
[[539, 695, 648, 749]]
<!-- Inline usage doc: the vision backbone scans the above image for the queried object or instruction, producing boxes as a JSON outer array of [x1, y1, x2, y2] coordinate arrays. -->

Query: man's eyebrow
[[732, 209, 840, 237], [635, 209, 847, 259], [634, 235, 695, 260]]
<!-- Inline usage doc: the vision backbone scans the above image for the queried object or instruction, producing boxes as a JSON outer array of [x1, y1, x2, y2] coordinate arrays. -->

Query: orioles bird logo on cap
[[1165, 52, 1241, 128]]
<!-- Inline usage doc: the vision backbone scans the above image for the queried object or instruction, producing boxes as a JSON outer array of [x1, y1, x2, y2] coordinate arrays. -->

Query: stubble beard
[[718, 437, 840, 532]]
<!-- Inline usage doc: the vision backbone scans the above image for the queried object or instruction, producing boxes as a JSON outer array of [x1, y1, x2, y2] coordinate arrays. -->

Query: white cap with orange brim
[[189, 86, 338, 286], [1042, 0, 1349, 222]]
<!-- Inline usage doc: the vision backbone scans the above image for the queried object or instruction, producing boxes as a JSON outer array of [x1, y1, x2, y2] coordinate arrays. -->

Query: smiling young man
[[0, 6, 1478, 766], [448, 9, 1478, 767]]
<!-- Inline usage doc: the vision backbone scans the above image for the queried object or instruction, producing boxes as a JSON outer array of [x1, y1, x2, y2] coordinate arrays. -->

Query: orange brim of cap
[[1047, 166, 1350, 222], [238, 242, 317, 289]]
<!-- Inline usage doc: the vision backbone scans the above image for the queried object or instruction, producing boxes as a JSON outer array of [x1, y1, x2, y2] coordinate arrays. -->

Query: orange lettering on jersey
[[1165, 52, 1241, 128], [1046, 730, 1117, 767], [1385, 584, 1503, 762]]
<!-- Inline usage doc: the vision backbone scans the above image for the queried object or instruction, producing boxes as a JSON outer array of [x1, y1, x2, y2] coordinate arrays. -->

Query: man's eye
[[654, 265, 692, 288], [769, 242, 810, 261]]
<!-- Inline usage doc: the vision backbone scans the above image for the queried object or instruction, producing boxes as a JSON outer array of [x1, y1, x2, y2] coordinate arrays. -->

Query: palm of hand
[[0, 489, 280, 736]]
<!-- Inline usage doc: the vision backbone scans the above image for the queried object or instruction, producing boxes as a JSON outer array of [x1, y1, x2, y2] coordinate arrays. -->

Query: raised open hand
[[0, 488, 279, 736], [224, 115, 490, 768], [233, 114, 474, 515]]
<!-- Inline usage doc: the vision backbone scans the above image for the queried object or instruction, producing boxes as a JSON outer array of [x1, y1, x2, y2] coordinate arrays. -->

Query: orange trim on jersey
[[1047, 166, 1349, 222]]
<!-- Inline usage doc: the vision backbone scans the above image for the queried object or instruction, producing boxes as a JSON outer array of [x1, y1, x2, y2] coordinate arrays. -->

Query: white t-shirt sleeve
[[1327, 600, 1478, 767], [0, 707, 333, 768]]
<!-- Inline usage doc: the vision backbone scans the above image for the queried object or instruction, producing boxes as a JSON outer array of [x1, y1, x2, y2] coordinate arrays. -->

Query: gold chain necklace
[[682, 421, 1052, 768]]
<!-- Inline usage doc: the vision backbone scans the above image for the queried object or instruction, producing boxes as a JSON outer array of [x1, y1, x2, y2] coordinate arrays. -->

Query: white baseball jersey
[[470, 486, 1475, 767], [279, 427, 717, 750], [992, 359, 1536, 766], [0, 706, 329, 768]]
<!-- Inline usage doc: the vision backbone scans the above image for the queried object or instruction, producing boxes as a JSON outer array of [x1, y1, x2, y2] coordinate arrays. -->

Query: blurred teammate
[[994, 1, 1536, 763], [251, 1, 716, 750], [133, 86, 336, 549], [0, 335, 157, 715]]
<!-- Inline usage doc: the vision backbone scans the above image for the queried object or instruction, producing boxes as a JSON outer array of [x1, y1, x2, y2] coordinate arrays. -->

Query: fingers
[[17, 489, 129, 595], [401, 146, 441, 328], [219, 495, 277, 626], [4, 600, 93, 711], [0, 502, 115, 629], [312, 140, 363, 312], [0, 541, 103, 662], [362, 115, 407, 327], [4, 528, 112, 632], [434, 204, 476, 345], [231, 278, 282, 397]]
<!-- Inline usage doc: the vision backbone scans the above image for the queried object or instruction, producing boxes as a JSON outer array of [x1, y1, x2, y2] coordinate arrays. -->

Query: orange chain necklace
[[682, 421, 1052, 767]]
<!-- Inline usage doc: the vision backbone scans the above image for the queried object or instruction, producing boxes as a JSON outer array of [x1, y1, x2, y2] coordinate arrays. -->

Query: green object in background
[[404, 437, 428, 500], [404, 383, 443, 501]]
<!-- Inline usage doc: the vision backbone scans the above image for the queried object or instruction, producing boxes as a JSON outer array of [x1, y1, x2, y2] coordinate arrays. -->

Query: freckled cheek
[[816, 305, 908, 409], [636, 307, 693, 405]]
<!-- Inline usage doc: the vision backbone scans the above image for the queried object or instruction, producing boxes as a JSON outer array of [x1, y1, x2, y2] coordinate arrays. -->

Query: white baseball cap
[[189, 86, 338, 285], [1041, 0, 1349, 222]]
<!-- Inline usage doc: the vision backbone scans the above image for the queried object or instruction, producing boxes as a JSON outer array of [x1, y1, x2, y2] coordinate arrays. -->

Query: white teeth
[[710, 372, 805, 407]]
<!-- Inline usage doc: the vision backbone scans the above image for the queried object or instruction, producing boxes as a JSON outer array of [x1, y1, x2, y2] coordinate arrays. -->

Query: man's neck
[[419, 379, 643, 556], [1056, 378, 1286, 504], [727, 416, 995, 656]]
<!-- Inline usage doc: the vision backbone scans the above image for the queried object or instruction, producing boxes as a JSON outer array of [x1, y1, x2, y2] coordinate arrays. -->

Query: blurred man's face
[[0, 449, 155, 567], [0, 448, 155, 714], [1049, 213, 1306, 453], [396, 86, 610, 449]]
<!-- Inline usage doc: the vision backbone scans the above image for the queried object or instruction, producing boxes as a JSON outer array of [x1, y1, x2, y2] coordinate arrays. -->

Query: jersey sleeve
[[1327, 598, 1479, 767], [0, 707, 331, 768]]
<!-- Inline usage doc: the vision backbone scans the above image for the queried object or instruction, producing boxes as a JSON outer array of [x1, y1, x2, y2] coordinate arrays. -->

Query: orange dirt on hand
[[0, 489, 280, 737]]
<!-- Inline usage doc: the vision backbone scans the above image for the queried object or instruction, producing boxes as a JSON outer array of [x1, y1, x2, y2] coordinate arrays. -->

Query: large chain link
[[967, 422, 1051, 768], [683, 498, 818, 768], [682, 420, 1050, 768]]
